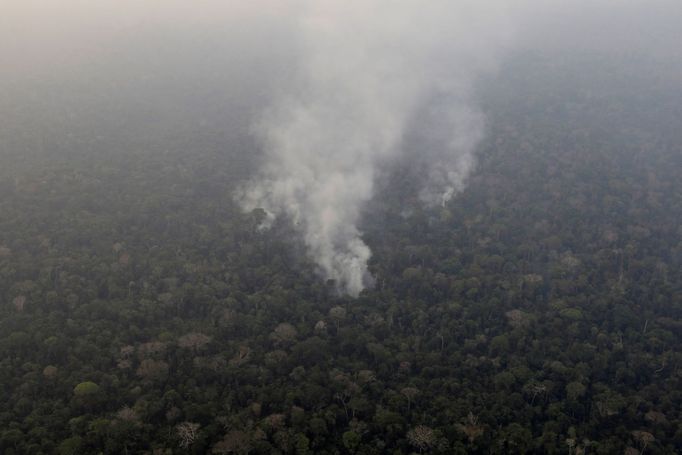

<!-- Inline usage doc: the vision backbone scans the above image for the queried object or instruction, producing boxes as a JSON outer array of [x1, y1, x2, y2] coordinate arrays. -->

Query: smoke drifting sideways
[[239, 1, 513, 296]]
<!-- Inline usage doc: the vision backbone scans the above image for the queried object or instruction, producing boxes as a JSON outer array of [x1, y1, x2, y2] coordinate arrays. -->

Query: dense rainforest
[[1, 52, 681, 454]]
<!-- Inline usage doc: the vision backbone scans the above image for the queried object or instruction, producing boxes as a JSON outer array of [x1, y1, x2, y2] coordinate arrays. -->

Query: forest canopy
[[1, 1, 682, 454]]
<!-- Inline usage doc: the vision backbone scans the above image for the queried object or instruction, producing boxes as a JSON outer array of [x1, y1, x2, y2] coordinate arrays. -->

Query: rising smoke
[[239, 1, 514, 296]]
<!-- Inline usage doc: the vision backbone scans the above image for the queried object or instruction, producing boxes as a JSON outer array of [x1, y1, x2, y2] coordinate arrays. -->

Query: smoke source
[[240, 1, 513, 296]]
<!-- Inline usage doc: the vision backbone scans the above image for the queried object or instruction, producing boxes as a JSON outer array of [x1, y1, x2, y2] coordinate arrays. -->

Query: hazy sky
[[2, 0, 680, 125], [2, 1, 680, 97]]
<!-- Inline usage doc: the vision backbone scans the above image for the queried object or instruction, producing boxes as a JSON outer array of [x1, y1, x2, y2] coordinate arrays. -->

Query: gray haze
[[2, 0, 681, 296]]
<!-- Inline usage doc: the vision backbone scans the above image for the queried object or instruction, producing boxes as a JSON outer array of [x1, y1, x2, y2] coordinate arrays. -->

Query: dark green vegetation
[[1, 53, 681, 454]]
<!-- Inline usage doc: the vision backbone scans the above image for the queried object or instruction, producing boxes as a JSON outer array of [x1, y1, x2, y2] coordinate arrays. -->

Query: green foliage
[[560, 308, 583, 321], [1, 51, 681, 455], [73, 382, 100, 397], [565, 382, 587, 402], [342, 430, 361, 452], [57, 436, 83, 455]]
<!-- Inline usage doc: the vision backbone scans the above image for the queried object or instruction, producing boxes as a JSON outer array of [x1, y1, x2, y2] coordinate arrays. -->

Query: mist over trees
[[1, 1, 682, 454]]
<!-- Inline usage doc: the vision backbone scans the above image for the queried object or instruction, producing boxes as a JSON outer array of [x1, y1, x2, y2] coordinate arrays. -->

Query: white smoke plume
[[239, 1, 515, 296]]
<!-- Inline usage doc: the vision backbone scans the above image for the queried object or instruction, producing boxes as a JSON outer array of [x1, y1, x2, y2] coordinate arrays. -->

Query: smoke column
[[240, 1, 514, 296]]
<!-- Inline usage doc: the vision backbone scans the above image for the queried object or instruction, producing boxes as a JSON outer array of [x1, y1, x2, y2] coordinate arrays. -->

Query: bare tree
[[176, 422, 200, 449], [229, 346, 252, 367], [178, 332, 212, 351], [138, 341, 167, 358], [644, 410, 668, 426], [116, 406, 141, 426], [120, 345, 135, 358], [523, 382, 548, 405], [211, 430, 252, 454], [456, 412, 484, 445], [329, 306, 347, 329], [270, 323, 298, 346], [331, 371, 361, 421], [314, 320, 327, 333], [263, 413, 286, 432], [401, 387, 419, 412], [42, 365, 58, 379], [357, 370, 375, 384], [631, 431, 654, 455], [136, 359, 169, 382], [407, 425, 436, 452], [505, 309, 529, 328], [12, 295, 27, 312]]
